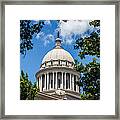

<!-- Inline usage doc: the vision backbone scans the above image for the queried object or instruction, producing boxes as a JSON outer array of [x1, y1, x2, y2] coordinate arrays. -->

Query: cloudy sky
[[20, 20, 99, 83]]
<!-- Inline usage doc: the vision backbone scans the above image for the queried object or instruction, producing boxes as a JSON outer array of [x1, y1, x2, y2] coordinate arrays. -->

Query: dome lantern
[[55, 38, 61, 48], [55, 30, 61, 48]]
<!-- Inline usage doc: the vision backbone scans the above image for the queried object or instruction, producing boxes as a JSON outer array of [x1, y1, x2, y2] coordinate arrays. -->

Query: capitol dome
[[40, 38, 75, 70], [35, 36, 80, 100], [42, 45, 74, 64]]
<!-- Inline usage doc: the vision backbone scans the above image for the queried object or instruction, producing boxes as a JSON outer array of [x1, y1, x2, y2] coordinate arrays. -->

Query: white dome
[[42, 47, 74, 64]]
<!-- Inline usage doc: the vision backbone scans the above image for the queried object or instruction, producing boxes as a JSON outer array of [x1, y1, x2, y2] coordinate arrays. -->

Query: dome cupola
[[55, 38, 61, 48], [40, 34, 75, 69]]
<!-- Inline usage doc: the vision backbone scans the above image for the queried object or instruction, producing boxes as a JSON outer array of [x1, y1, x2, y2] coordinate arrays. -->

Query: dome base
[[34, 89, 80, 100]]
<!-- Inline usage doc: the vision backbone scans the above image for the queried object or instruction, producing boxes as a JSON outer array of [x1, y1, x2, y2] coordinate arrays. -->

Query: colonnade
[[37, 72, 79, 93]]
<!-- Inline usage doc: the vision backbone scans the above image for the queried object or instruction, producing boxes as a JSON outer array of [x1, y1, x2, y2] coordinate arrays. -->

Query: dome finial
[[55, 29, 61, 48], [57, 30, 60, 38]]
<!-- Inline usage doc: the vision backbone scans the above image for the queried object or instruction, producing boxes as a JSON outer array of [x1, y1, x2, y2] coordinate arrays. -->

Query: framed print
[[0, 0, 120, 119]]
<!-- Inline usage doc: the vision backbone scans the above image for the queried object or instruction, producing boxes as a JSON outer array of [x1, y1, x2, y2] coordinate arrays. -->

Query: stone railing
[[40, 59, 74, 70]]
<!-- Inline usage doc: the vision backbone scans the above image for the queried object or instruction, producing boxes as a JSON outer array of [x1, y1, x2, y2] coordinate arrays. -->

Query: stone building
[[35, 36, 80, 100]]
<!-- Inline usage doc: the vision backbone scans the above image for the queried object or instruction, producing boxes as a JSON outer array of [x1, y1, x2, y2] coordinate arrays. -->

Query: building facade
[[35, 37, 80, 100]]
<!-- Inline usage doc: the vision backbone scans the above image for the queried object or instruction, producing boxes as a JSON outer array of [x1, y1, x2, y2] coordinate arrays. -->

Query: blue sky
[[20, 20, 99, 83]]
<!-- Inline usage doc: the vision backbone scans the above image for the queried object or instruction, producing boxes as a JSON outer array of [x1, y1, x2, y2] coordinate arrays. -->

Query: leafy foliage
[[74, 32, 100, 59], [74, 20, 100, 100], [89, 20, 100, 27], [74, 20, 100, 59], [20, 70, 39, 100], [75, 59, 100, 100], [20, 20, 44, 55]]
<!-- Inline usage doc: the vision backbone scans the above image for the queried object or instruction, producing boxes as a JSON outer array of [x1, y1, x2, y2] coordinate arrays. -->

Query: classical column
[[76, 76, 78, 92], [36, 77, 38, 88], [55, 72, 57, 89], [40, 76, 42, 92], [72, 75, 74, 91], [38, 77, 39, 91], [77, 85, 80, 93], [64, 72, 66, 89], [44, 74, 46, 90], [47, 73, 49, 90], [61, 72, 63, 89], [49, 73, 51, 90], [53, 72, 54, 89], [75, 75, 77, 92], [70, 73, 72, 90], [71, 75, 73, 90], [46, 73, 47, 90], [77, 76, 79, 93]]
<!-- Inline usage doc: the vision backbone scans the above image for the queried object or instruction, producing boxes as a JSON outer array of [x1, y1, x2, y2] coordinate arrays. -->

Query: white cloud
[[36, 32, 45, 39], [32, 20, 40, 25], [36, 20, 91, 46], [62, 34, 74, 45], [59, 20, 90, 44], [65, 38, 73, 45], [60, 20, 90, 36], [44, 20, 51, 25], [43, 34, 55, 46], [44, 34, 54, 41], [47, 34, 54, 41], [44, 40, 50, 46]]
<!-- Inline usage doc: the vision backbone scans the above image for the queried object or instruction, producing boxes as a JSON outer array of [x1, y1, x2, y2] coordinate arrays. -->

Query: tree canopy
[[20, 70, 39, 100], [20, 20, 44, 55], [74, 20, 100, 100], [74, 20, 100, 59]]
